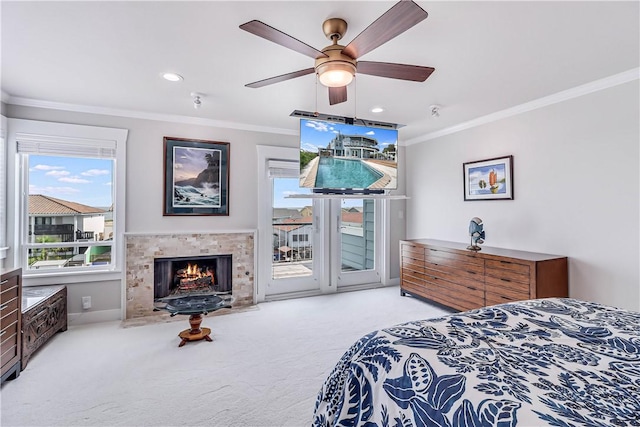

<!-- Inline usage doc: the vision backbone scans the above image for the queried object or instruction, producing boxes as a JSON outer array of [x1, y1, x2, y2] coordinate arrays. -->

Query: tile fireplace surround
[[125, 231, 255, 319]]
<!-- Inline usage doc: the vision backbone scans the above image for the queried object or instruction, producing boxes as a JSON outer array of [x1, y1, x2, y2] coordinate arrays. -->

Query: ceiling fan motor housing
[[314, 44, 357, 86]]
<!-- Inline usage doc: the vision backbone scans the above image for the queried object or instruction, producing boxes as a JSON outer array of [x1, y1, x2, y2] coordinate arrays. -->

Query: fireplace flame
[[176, 263, 216, 290], [186, 263, 199, 277]]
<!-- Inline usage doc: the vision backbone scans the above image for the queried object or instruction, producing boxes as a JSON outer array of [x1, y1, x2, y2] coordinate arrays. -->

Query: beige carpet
[[0, 286, 451, 427]]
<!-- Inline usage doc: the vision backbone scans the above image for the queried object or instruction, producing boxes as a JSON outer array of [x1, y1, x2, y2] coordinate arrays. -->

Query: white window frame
[[0, 115, 7, 265], [7, 119, 127, 284]]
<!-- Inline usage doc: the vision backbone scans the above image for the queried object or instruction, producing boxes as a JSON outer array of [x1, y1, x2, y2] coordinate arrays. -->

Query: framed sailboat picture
[[163, 137, 230, 215], [463, 155, 513, 201]]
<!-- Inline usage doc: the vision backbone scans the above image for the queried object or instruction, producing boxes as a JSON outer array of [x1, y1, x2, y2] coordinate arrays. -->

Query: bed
[[312, 298, 640, 426]]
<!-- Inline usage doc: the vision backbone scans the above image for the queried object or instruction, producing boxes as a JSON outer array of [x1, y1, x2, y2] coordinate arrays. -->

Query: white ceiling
[[2, 1, 638, 143]]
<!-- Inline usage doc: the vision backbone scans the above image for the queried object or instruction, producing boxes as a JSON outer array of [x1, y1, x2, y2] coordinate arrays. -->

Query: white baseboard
[[68, 309, 121, 325], [384, 278, 400, 286]]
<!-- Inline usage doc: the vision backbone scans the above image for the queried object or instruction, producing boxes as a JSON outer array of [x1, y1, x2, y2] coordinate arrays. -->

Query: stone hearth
[[125, 231, 255, 319]]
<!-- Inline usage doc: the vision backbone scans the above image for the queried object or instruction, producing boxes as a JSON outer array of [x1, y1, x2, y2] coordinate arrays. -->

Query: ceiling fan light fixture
[[316, 62, 356, 88]]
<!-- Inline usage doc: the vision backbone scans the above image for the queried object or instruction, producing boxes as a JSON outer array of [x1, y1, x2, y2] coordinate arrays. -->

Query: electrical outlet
[[82, 296, 91, 310]]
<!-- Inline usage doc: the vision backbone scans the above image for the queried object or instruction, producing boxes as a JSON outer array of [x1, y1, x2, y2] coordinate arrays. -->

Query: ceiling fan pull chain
[[315, 75, 319, 115], [353, 76, 357, 121]]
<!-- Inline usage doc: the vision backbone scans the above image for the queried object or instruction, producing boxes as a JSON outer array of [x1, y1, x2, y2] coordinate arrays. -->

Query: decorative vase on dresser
[[1, 268, 22, 384], [400, 239, 568, 311]]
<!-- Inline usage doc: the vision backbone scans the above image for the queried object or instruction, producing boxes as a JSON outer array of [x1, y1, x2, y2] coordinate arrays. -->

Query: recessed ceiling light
[[162, 72, 183, 82], [371, 107, 384, 113]]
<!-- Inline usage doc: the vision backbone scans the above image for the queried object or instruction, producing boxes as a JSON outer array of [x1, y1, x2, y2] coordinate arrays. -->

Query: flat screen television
[[299, 118, 398, 193]]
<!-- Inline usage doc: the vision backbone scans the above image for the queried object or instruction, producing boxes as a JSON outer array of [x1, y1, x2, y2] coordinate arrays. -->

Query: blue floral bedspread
[[312, 298, 640, 427]]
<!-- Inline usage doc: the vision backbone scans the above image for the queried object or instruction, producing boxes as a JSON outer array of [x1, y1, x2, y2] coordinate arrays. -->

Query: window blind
[[267, 159, 299, 179], [16, 134, 117, 158]]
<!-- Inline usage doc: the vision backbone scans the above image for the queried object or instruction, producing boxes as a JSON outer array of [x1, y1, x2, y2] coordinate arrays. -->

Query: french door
[[257, 146, 383, 300]]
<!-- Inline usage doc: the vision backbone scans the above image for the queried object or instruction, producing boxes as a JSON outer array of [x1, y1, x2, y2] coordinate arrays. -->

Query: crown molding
[[4, 67, 638, 142], [4, 96, 297, 136], [405, 67, 640, 146]]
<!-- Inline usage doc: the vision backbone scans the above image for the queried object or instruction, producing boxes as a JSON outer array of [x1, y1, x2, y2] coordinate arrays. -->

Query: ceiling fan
[[239, 0, 435, 106]]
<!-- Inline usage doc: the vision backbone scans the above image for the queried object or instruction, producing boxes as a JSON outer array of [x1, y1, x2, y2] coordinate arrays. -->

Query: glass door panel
[[263, 177, 324, 297], [271, 178, 314, 280], [333, 198, 381, 288]]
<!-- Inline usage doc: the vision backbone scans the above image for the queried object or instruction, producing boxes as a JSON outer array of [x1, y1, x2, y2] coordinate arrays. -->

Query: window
[[0, 118, 6, 263], [10, 119, 127, 275]]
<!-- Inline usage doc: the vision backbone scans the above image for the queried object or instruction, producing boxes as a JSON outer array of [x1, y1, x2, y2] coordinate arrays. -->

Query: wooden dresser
[[400, 239, 568, 311], [1, 268, 22, 384], [22, 285, 67, 369]]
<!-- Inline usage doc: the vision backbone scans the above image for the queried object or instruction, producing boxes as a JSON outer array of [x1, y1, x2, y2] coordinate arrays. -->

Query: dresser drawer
[[422, 279, 484, 311], [485, 275, 530, 294], [1, 343, 18, 368], [485, 284, 529, 302], [485, 259, 530, 274], [1, 275, 18, 293], [424, 263, 484, 286], [485, 293, 523, 306], [1, 306, 19, 331], [402, 257, 424, 273], [402, 269, 426, 286], [401, 244, 425, 260], [1, 321, 19, 354], [424, 247, 484, 266], [1, 286, 20, 317]]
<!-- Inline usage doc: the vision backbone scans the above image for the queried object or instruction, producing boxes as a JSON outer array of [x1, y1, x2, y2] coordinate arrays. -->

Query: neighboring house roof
[[273, 217, 313, 232], [342, 211, 363, 224], [273, 208, 302, 221], [29, 194, 105, 215]]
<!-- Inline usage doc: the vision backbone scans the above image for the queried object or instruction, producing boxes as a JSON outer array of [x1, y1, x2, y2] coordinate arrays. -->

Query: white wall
[[405, 81, 639, 311], [5, 106, 298, 321], [6, 105, 407, 319], [6, 105, 299, 232]]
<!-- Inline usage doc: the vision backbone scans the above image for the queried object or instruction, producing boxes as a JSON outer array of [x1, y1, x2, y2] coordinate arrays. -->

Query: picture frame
[[163, 137, 230, 216], [463, 155, 513, 201]]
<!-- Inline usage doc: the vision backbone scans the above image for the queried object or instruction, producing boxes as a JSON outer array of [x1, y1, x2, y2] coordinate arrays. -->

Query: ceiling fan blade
[[342, 1, 428, 59], [240, 20, 328, 59], [328, 86, 347, 105], [357, 61, 435, 82], [245, 68, 315, 88]]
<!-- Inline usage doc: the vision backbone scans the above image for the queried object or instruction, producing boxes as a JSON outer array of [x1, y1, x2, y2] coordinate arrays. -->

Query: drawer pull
[[467, 271, 476, 275], [0, 330, 5, 338], [0, 279, 8, 286], [467, 286, 476, 291], [429, 248, 438, 252], [501, 278, 511, 282], [0, 302, 9, 311], [500, 260, 512, 264]]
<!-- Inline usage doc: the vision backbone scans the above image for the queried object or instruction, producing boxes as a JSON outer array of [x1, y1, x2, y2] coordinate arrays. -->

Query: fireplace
[[125, 231, 254, 319], [154, 254, 232, 300]]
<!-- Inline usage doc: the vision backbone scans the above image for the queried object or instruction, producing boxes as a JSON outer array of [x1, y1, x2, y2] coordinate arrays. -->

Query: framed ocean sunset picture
[[163, 137, 230, 215]]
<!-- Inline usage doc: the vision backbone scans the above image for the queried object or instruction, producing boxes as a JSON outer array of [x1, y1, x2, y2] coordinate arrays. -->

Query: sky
[[173, 146, 219, 182], [299, 119, 398, 153], [29, 155, 113, 208]]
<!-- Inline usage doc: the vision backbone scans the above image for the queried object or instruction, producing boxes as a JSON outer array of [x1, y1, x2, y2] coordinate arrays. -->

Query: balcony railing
[[32, 224, 95, 242], [271, 220, 313, 263]]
